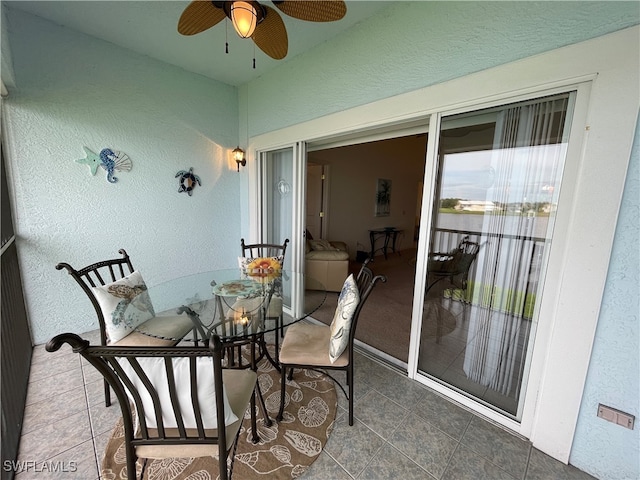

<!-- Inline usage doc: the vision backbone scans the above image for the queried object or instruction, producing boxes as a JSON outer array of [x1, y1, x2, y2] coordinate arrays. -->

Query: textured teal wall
[[571, 114, 639, 480], [2, 2, 638, 477], [2, 9, 241, 343], [245, 2, 640, 478], [247, 1, 639, 137]]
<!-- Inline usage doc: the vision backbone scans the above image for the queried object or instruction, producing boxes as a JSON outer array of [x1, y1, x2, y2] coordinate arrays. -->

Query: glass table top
[[126, 269, 327, 344]]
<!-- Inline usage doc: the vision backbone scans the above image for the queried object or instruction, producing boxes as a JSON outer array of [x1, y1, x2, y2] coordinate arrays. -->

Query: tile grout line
[[80, 355, 103, 479], [521, 443, 534, 480], [322, 410, 366, 479], [352, 393, 427, 478], [459, 415, 529, 480], [78, 353, 104, 480], [439, 414, 474, 479]]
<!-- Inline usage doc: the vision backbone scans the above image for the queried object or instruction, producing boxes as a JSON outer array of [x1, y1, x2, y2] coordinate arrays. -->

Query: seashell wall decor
[[76, 147, 132, 183]]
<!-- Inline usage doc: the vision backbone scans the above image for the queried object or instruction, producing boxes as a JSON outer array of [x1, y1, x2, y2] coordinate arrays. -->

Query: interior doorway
[[305, 134, 428, 367], [305, 163, 327, 240]]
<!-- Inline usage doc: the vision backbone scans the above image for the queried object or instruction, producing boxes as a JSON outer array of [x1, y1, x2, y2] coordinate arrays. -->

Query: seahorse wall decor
[[76, 147, 132, 183]]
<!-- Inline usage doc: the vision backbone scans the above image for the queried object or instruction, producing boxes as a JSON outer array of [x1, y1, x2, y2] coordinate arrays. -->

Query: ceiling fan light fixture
[[230, 1, 258, 38]]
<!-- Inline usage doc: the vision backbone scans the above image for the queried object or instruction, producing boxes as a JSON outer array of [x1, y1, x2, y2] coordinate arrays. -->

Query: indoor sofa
[[305, 239, 350, 292]]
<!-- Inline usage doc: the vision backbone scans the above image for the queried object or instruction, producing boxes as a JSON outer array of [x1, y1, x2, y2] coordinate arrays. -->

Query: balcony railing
[[430, 226, 547, 320]]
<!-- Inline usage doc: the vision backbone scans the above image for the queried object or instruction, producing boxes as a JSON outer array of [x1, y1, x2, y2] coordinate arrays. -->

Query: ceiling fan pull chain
[[253, 44, 256, 69], [225, 18, 229, 54]]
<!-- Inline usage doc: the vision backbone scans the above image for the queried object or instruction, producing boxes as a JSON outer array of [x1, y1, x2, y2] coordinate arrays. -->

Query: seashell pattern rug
[[100, 351, 337, 479]]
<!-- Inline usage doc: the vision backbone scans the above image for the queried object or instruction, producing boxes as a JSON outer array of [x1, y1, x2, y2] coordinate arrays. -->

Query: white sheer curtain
[[463, 95, 569, 396]]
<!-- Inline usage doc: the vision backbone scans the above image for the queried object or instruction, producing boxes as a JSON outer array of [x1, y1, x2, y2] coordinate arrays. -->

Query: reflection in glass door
[[417, 93, 574, 419], [259, 144, 308, 317], [260, 147, 295, 311], [261, 147, 294, 271]]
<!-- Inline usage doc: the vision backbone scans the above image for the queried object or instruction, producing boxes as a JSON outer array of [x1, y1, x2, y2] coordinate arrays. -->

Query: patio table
[[125, 268, 327, 440]]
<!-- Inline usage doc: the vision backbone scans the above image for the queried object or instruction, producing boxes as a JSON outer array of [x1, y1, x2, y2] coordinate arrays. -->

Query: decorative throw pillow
[[238, 255, 284, 290], [329, 274, 360, 363], [118, 356, 239, 429], [92, 270, 155, 343], [238, 255, 284, 275]]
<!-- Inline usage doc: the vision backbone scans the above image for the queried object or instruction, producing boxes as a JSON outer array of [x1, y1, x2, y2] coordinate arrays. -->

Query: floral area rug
[[101, 348, 337, 479]]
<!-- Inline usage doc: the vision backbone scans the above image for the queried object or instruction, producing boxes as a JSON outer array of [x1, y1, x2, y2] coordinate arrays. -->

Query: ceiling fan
[[178, 1, 347, 61]]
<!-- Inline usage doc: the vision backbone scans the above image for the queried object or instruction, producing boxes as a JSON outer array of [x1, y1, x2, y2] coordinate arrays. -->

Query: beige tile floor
[[14, 329, 597, 479]]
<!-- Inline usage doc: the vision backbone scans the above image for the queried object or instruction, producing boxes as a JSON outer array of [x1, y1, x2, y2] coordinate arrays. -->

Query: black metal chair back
[[355, 258, 373, 288], [46, 333, 255, 480], [56, 249, 135, 406], [239, 238, 290, 352], [427, 235, 480, 294], [347, 266, 385, 362], [453, 236, 480, 289], [56, 249, 134, 346], [240, 238, 289, 259]]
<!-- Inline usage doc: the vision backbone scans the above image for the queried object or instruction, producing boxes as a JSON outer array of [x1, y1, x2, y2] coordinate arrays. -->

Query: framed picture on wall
[[375, 178, 391, 216]]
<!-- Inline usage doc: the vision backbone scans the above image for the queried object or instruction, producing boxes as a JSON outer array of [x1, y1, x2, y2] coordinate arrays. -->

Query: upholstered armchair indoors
[[46, 333, 256, 480], [56, 249, 194, 406], [305, 238, 350, 292]]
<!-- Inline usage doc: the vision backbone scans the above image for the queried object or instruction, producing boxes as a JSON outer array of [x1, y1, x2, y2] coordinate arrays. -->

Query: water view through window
[[418, 93, 574, 419]]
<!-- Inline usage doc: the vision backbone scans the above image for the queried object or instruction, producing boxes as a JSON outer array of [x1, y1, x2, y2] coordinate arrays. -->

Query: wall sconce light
[[233, 146, 246, 171], [230, 1, 259, 38]]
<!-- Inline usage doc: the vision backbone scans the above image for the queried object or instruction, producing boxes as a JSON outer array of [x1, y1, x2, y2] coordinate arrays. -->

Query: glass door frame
[[254, 142, 308, 317], [249, 79, 597, 441], [408, 82, 592, 436], [247, 28, 638, 460]]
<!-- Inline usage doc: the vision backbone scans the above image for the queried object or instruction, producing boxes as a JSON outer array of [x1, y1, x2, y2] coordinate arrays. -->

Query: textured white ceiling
[[5, 0, 393, 86]]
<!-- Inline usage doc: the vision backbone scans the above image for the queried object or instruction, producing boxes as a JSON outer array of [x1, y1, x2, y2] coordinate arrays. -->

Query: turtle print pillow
[[329, 274, 360, 363], [92, 270, 156, 343]]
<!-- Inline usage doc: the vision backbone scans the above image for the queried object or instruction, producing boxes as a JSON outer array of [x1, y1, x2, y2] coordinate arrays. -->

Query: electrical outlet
[[597, 404, 635, 430]]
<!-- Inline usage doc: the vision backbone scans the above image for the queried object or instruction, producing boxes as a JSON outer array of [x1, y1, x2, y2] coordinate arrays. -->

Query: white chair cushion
[[92, 270, 155, 343], [118, 356, 239, 429], [329, 274, 360, 363]]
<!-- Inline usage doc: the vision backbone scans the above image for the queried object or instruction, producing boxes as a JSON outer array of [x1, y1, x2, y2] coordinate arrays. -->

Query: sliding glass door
[[416, 93, 575, 419], [258, 144, 307, 315], [260, 146, 295, 271]]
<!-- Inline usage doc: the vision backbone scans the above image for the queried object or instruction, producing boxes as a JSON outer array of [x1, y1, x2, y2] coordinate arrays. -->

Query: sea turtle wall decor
[[76, 147, 132, 183], [175, 167, 201, 196]]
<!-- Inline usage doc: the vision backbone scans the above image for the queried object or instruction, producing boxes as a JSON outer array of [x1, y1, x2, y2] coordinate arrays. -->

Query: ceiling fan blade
[[273, 1, 347, 22], [252, 5, 288, 60], [178, 1, 227, 36]]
